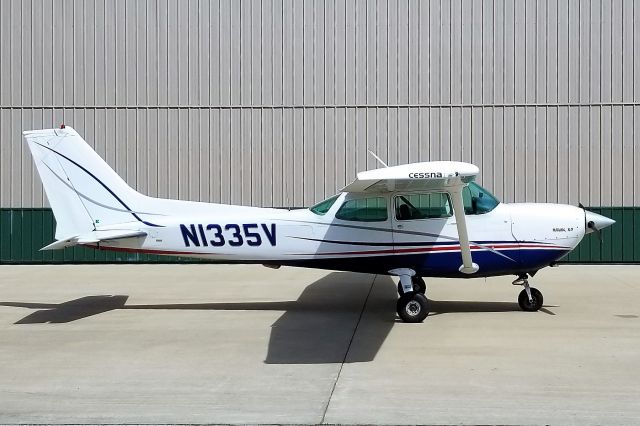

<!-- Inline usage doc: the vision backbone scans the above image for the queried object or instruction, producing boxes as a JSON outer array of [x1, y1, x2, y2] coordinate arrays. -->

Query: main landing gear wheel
[[397, 292, 429, 323], [397, 276, 427, 295], [518, 287, 543, 312], [412, 276, 427, 294]]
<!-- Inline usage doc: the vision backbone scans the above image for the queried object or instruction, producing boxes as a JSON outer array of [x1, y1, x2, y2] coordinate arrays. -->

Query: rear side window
[[395, 193, 453, 220], [335, 197, 388, 222]]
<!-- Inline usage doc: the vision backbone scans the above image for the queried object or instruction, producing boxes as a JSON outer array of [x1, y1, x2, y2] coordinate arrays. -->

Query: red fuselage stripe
[[86, 245, 207, 256], [310, 244, 569, 256]]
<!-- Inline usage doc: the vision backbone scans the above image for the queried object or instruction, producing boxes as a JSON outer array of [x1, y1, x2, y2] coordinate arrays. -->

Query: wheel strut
[[522, 280, 533, 303], [512, 274, 532, 303]]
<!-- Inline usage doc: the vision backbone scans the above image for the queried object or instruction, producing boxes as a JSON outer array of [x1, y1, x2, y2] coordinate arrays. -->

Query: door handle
[[397, 224, 403, 229]]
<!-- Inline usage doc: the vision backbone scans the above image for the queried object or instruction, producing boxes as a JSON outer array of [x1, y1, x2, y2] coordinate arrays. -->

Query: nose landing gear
[[513, 274, 544, 311]]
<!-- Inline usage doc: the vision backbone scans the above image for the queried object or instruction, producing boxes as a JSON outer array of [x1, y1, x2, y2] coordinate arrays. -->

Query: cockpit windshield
[[309, 194, 340, 215], [462, 182, 500, 214]]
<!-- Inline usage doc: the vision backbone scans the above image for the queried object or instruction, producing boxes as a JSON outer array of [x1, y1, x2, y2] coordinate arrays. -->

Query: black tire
[[397, 277, 427, 295], [518, 287, 544, 312], [396, 292, 429, 323]]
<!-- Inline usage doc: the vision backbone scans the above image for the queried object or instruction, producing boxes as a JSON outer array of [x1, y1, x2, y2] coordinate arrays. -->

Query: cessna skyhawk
[[24, 126, 614, 322]]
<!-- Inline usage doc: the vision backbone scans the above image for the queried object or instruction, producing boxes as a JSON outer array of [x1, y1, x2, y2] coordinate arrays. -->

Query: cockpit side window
[[462, 182, 500, 214], [335, 197, 388, 222], [395, 193, 453, 220], [310, 195, 340, 215]]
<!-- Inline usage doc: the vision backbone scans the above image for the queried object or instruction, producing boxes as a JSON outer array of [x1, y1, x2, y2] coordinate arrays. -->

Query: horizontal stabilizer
[[40, 230, 147, 251]]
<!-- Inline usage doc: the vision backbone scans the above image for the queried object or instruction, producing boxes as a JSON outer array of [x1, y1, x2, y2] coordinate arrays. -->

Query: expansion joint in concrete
[[320, 273, 378, 424]]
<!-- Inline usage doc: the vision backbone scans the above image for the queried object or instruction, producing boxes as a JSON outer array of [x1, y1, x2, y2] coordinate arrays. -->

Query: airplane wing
[[41, 229, 147, 251], [341, 161, 479, 193], [342, 161, 480, 274]]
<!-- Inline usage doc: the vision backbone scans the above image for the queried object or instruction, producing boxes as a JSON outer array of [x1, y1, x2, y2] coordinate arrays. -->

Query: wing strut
[[449, 186, 479, 274]]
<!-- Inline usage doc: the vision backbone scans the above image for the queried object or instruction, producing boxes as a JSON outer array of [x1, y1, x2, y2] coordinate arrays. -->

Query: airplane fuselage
[[90, 193, 586, 278]]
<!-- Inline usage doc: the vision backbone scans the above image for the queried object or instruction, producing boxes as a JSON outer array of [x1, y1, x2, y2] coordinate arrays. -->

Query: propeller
[[588, 219, 603, 242], [577, 203, 601, 241], [579, 203, 616, 241]]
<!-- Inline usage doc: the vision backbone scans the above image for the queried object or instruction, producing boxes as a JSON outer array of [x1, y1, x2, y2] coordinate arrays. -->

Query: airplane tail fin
[[23, 126, 158, 240]]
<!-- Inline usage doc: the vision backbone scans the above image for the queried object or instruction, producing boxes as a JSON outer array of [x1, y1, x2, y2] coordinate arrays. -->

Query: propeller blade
[[587, 219, 603, 242]]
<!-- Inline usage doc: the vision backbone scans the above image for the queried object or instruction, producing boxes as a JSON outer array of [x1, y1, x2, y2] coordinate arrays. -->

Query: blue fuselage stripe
[[278, 248, 569, 278]]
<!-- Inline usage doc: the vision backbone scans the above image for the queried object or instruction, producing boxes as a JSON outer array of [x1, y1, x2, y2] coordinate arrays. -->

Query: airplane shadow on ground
[[428, 300, 556, 316], [0, 272, 555, 363], [1, 273, 395, 364]]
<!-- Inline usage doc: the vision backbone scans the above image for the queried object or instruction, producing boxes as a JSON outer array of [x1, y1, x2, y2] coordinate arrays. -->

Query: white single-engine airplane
[[24, 126, 615, 322]]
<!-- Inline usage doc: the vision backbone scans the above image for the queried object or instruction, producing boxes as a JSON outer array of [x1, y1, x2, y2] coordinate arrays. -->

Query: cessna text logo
[[408, 172, 443, 179], [180, 223, 277, 247]]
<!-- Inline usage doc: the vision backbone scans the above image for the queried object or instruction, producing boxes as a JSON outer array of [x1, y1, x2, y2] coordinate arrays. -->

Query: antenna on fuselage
[[367, 150, 389, 168]]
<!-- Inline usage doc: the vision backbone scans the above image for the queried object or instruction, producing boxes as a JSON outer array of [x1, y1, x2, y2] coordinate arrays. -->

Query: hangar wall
[[1, 0, 640, 263]]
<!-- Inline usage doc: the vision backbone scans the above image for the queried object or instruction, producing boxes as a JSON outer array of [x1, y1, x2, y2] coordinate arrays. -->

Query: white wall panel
[[1, 0, 640, 208]]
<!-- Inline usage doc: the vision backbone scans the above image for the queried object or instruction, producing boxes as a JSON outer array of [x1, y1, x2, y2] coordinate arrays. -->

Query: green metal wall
[[0, 209, 196, 264], [0, 208, 636, 264], [563, 207, 640, 263]]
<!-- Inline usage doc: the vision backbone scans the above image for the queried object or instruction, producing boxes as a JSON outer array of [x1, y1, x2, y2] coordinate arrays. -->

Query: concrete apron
[[0, 264, 639, 425]]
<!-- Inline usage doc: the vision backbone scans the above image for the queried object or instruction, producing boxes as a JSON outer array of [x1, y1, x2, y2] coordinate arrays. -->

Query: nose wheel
[[513, 275, 544, 311]]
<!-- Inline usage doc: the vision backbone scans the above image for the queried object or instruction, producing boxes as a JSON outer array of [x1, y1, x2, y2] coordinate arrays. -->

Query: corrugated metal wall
[[1, 0, 640, 210]]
